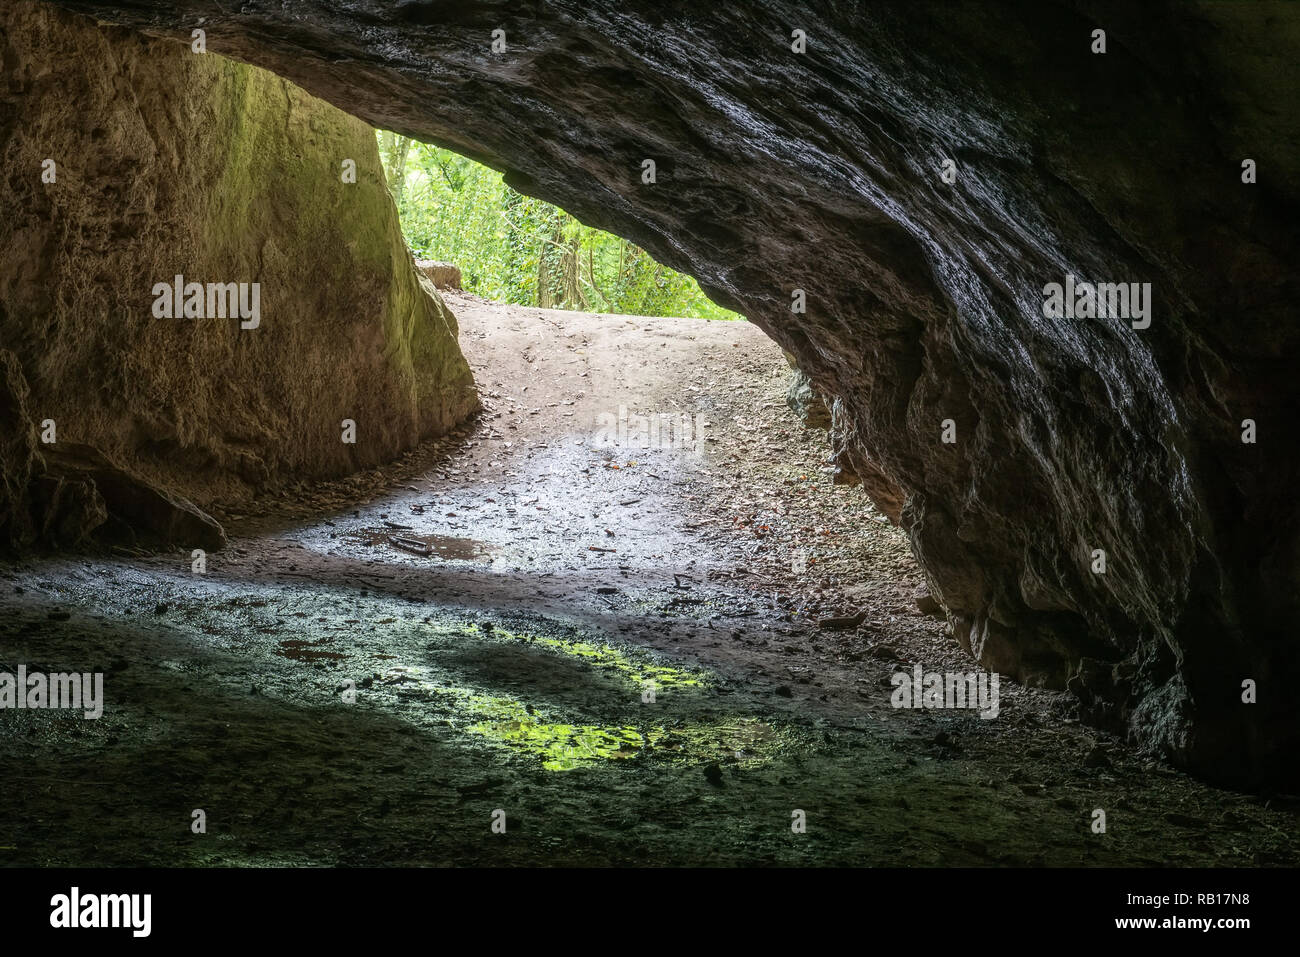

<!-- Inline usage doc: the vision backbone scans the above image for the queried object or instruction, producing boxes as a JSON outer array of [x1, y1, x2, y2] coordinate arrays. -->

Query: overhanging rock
[[36, 0, 1300, 787]]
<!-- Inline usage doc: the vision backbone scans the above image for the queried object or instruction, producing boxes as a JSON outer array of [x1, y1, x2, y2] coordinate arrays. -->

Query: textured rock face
[[35, 1, 1300, 786], [40, 443, 227, 551], [0, 2, 478, 532], [0, 350, 41, 548], [784, 365, 831, 431], [416, 261, 464, 290]]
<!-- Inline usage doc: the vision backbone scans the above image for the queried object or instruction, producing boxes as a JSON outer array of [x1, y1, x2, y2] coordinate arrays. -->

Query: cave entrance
[[4, 5, 1291, 866], [227, 131, 951, 778], [377, 133, 738, 321], [364, 130, 925, 653]]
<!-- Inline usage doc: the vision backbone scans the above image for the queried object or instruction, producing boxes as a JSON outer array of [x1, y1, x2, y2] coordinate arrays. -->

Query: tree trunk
[[385, 135, 412, 204]]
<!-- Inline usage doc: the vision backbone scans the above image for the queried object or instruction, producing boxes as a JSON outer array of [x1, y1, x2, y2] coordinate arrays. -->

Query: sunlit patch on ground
[[378, 623, 789, 771], [449, 687, 785, 771]]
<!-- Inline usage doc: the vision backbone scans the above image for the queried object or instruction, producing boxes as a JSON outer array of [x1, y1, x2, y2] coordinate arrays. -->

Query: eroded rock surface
[[0, 350, 41, 549], [0, 2, 478, 534], [784, 364, 832, 431], [41, 443, 227, 551], [32, 0, 1300, 786]]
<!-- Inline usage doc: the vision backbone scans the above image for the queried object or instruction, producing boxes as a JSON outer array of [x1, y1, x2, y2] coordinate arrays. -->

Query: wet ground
[[2, 293, 1297, 866]]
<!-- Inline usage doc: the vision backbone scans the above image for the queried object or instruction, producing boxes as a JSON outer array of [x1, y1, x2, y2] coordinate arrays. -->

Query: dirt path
[[1, 293, 1296, 866]]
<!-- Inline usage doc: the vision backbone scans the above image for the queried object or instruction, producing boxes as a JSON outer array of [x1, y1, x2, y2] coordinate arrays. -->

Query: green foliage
[[376, 132, 741, 321]]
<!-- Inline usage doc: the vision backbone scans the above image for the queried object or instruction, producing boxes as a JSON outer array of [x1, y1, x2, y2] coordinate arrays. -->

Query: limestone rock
[[0, 2, 479, 517], [415, 260, 463, 290], [29, 472, 109, 549], [41, 443, 226, 550], [914, 584, 943, 620], [828, 399, 905, 525], [785, 367, 831, 430]]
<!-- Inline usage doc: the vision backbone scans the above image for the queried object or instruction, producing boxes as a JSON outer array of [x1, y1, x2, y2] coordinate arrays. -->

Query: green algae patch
[[404, 624, 793, 771], [453, 690, 648, 771], [444, 685, 785, 771]]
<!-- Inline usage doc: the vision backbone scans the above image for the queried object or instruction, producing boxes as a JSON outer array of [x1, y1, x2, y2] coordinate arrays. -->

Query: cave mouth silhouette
[[3, 3, 1298, 873]]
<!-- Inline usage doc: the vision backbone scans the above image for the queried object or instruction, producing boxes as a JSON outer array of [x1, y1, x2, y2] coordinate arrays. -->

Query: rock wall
[[783, 358, 832, 431], [34, 0, 1300, 787], [0, 1, 478, 545]]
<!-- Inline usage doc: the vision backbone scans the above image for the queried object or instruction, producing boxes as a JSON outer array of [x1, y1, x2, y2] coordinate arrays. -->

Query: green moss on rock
[[0, 2, 478, 511]]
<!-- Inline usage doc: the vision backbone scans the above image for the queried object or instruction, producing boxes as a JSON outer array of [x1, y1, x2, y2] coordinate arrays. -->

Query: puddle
[[350, 528, 496, 561], [276, 638, 346, 662]]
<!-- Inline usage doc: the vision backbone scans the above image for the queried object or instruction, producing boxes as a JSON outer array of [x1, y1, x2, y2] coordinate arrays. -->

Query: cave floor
[[2, 293, 1296, 866]]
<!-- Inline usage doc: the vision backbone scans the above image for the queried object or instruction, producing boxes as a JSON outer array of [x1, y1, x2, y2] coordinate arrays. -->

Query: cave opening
[[1, 0, 1298, 882]]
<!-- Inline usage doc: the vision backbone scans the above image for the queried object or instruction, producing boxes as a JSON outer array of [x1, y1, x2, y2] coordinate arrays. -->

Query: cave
[[1, 0, 1298, 889]]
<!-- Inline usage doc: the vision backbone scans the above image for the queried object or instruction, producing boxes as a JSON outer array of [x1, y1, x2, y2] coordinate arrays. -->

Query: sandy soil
[[1, 292, 1296, 866]]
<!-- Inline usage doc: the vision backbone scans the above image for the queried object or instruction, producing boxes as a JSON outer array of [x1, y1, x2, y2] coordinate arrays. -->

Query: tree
[[374, 130, 741, 321]]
